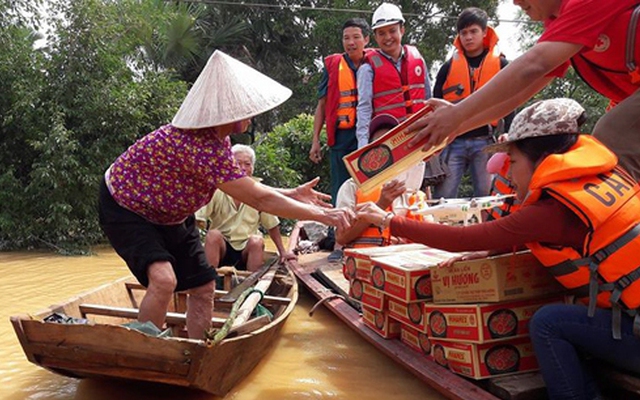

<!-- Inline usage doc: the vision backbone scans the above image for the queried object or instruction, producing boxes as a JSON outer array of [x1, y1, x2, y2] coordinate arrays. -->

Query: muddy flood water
[[0, 248, 446, 400]]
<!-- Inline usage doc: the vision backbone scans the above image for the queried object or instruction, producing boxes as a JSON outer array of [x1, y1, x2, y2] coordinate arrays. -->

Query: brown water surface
[[0, 248, 445, 400]]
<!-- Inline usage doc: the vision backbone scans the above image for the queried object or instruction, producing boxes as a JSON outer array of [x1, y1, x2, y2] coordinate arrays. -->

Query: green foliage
[[1, 0, 548, 251], [0, 0, 187, 251], [253, 114, 331, 232]]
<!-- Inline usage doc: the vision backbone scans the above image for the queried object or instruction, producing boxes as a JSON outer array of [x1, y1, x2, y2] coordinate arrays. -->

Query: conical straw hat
[[172, 50, 292, 129]]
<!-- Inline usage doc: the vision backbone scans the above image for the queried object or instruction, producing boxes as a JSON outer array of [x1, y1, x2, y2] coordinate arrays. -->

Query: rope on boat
[[309, 294, 347, 317], [205, 287, 264, 346]]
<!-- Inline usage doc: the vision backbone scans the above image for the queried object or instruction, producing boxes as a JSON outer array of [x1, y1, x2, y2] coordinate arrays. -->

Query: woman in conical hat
[[98, 50, 353, 339]]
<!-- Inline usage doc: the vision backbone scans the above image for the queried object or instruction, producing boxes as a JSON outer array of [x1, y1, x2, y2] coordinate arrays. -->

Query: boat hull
[[11, 269, 297, 396]]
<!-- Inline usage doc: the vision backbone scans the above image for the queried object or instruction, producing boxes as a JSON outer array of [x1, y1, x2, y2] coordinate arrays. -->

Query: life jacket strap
[[634, 313, 640, 337], [442, 84, 464, 96], [612, 303, 623, 340], [588, 260, 599, 317]]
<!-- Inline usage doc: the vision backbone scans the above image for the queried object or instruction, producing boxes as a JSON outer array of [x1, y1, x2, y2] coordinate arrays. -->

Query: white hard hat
[[372, 3, 405, 30], [172, 50, 292, 129]]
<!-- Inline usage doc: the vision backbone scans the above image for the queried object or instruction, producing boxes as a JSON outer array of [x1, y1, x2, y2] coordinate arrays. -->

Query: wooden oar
[[230, 263, 281, 330]]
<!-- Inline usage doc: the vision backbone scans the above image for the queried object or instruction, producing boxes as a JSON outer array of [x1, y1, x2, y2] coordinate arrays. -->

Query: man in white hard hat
[[98, 50, 354, 339], [355, 2, 431, 149]]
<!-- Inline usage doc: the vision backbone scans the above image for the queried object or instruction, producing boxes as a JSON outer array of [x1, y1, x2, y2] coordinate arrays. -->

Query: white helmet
[[372, 3, 405, 30]]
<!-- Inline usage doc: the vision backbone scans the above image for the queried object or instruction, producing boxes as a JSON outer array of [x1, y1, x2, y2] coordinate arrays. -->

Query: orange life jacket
[[347, 187, 392, 248], [486, 157, 520, 221], [367, 45, 427, 121], [570, 3, 640, 104], [443, 27, 502, 127], [324, 53, 358, 146], [523, 135, 640, 338]]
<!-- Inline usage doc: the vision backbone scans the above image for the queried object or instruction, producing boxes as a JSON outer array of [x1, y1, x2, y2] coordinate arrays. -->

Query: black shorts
[[98, 178, 217, 292], [220, 240, 248, 270]]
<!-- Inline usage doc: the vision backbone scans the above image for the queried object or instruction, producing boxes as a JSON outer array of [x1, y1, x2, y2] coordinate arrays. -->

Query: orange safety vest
[[486, 157, 520, 221], [367, 45, 427, 121], [442, 26, 502, 127], [523, 135, 640, 338], [570, 3, 640, 104], [347, 187, 391, 248], [324, 53, 358, 146]]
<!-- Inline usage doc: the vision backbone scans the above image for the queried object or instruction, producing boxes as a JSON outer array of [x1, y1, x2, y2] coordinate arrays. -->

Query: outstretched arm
[[218, 177, 353, 230], [408, 41, 583, 149]]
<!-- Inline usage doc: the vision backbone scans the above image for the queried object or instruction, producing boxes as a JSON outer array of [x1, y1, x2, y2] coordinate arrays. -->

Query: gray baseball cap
[[485, 98, 585, 153]]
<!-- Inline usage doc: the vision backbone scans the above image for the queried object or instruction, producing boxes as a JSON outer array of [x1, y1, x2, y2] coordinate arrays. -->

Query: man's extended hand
[[320, 207, 355, 231], [407, 98, 460, 151], [292, 177, 332, 208]]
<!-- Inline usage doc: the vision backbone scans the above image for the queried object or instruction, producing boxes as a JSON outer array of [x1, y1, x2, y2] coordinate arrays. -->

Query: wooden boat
[[289, 251, 640, 400], [10, 263, 298, 396]]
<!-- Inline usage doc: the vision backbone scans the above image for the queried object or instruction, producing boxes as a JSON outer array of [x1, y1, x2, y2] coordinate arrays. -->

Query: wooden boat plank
[[19, 319, 197, 359], [27, 342, 191, 376], [291, 253, 500, 400], [78, 303, 227, 327]]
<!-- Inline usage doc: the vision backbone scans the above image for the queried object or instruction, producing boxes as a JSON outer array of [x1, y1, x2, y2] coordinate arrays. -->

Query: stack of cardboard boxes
[[343, 246, 567, 380]]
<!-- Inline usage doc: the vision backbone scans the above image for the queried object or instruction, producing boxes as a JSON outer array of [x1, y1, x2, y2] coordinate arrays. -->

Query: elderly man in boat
[[98, 50, 354, 339], [196, 144, 297, 272]]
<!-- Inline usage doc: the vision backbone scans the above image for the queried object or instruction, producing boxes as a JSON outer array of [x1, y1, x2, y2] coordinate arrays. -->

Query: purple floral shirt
[[106, 124, 245, 225]]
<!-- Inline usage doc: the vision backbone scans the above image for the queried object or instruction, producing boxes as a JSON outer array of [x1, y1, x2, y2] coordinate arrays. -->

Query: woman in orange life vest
[[356, 98, 640, 400]]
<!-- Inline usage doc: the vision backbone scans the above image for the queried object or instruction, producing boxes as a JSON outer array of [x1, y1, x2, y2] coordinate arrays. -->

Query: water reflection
[[0, 249, 444, 400]]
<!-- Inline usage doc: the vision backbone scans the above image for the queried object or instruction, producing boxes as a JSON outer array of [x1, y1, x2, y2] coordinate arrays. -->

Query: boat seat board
[[124, 282, 291, 306], [79, 304, 226, 327]]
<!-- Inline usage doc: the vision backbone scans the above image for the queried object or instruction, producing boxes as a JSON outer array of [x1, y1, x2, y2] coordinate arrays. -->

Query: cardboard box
[[387, 297, 428, 333], [430, 337, 538, 379], [430, 251, 566, 304], [343, 244, 428, 282], [400, 324, 431, 357], [425, 296, 565, 343], [362, 305, 401, 339], [343, 106, 447, 194], [349, 279, 386, 311], [370, 249, 459, 303]]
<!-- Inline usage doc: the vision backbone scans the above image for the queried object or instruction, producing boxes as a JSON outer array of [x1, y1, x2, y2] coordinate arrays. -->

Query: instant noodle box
[[430, 336, 538, 379], [387, 297, 428, 333], [342, 243, 428, 282], [349, 278, 386, 311], [425, 296, 565, 343], [430, 251, 566, 304], [400, 324, 432, 357], [342, 106, 447, 194], [370, 249, 459, 303], [362, 305, 401, 339]]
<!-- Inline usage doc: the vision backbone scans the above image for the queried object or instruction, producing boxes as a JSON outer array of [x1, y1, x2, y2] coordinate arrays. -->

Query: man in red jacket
[[409, 0, 640, 182], [310, 18, 371, 261]]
